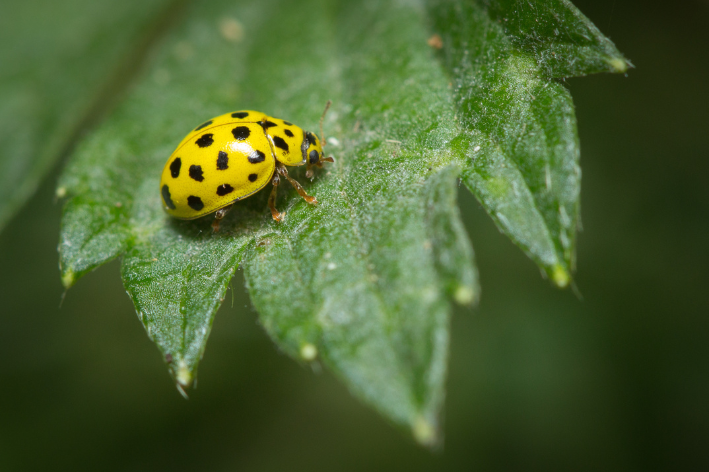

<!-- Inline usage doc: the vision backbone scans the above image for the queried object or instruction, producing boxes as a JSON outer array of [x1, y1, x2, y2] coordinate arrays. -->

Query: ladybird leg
[[211, 204, 233, 232], [268, 173, 284, 222], [278, 165, 318, 205]]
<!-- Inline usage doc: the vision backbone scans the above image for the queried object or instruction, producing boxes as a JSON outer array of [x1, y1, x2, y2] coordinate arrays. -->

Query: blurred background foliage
[[0, 0, 707, 470]]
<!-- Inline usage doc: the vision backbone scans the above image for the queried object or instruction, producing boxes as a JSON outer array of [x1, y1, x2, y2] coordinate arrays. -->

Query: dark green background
[[1, 0, 707, 470]]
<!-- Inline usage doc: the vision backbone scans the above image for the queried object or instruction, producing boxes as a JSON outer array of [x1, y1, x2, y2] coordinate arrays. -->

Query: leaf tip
[[299, 343, 318, 361], [551, 264, 570, 289], [61, 269, 75, 289], [453, 285, 476, 306], [175, 359, 193, 390], [412, 415, 439, 448], [167, 356, 192, 398], [606, 56, 630, 74]]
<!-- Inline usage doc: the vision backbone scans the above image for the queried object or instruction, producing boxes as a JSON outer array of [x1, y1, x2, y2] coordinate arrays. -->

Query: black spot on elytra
[[187, 195, 204, 211], [194, 120, 212, 131], [169, 157, 181, 178], [248, 150, 266, 163], [189, 165, 204, 182], [273, 136, 289, 152], [309, 150, 319, 164], [161, 185, 176, 209], [248, 173, 258, 182], [195, 133, 214, 148], [231, 111, 249, 119], [232, 126, 250, 140], [284, 129, 294, 137], [306, 132, 318, 146], [217, 151, 229, 170], [261, 120, 277, 129], [283, 120, 293, 126], [216, 184, 234, 196]]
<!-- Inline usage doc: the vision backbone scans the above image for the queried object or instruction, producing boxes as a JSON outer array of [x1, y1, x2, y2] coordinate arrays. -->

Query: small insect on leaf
[[159, 107, 333, 230]]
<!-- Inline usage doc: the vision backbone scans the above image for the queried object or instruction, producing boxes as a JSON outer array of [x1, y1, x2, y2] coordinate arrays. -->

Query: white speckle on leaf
[[495, 212, 512, 232], [559, 205, 571, 228], [300, 343, 318, 361], [545, 163, 552, 190]]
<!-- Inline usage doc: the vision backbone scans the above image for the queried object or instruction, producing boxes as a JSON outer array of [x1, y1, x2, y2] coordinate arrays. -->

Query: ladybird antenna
[[319, 100, 331, 146]]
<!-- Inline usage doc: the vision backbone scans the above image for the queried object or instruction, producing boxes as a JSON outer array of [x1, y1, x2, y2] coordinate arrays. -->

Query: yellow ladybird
[[159, 102, 333, 231]]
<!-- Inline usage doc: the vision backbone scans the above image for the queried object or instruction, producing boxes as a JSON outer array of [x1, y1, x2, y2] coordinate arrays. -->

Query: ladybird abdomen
[[160, 122, 275, 219]]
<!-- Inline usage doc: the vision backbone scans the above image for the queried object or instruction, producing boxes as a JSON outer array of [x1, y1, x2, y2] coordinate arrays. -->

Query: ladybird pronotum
[[159, 102, 333, 231]]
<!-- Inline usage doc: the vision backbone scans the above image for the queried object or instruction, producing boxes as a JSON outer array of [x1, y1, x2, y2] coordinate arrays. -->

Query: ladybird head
[[304, 131, 325, 165], [303, 101, 334, 177]]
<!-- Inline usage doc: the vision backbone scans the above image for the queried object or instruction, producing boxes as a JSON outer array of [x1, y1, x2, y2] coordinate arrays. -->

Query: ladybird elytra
[[159, 103, 333, 231]]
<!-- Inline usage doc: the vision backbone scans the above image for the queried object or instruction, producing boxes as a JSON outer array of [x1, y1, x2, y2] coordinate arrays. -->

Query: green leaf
[[57, 0, 627, 444], [0, 0, 178, 233], [244, 163, 477, 445], [484, 0, 632, 77], [429, 0, 629, 286]]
